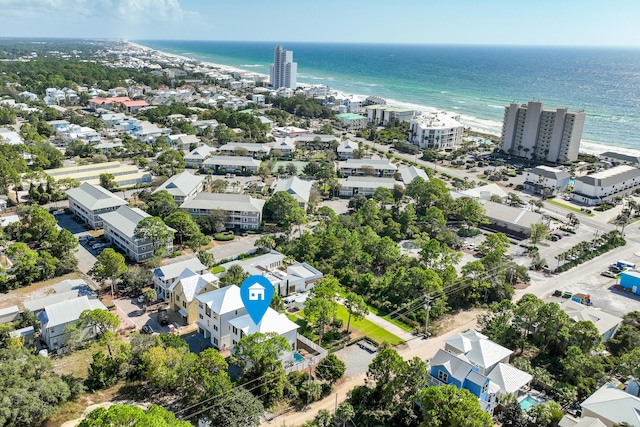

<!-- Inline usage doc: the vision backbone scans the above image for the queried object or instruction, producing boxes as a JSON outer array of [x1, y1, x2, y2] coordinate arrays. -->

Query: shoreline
[[125, 40, 640, 159]]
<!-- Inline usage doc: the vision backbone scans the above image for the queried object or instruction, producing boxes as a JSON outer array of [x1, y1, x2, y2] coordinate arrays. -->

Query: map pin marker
[[240, 275, 274, 325]]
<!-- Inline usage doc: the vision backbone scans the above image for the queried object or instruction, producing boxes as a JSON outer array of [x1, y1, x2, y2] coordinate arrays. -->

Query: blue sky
[[0, 0, 638, 46]]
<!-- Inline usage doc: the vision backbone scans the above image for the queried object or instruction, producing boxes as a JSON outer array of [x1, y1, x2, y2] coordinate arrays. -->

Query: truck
[[617, 260, 637, 270]]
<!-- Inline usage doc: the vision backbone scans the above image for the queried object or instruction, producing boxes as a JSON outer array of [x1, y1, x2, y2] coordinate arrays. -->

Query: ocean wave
[[487, 104, 504, 109], [241, 64, 264, 68], [579, 140, 640, 157]]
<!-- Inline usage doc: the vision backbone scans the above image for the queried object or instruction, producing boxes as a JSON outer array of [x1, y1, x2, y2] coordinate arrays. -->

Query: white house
[[272, 177, 313, 210], [153, 171, 205, 204], [272, 137, 297, 156], [66, 183, 128, 229], [571, 165, 640, 206], [100, 206, 174, 262], [335, 113, 368, 130], [524, 166, 572, 196], [0, 128, 25, 145], [558, 300, 622, 342], [185, 145, 218, 168], [218, 142, 271, 158], [579, 384, 640, 427], [196, 285, 248, 350], [153, 257, 209, 300], [398, 165, 429, 185], [229, 307, 299, 353], [337, 140, 360, 160], [38, 296, 108, 350], [181, 192, 265, 230]]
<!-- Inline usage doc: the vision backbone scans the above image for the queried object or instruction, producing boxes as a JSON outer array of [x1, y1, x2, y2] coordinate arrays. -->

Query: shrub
[[458, 228, 481, 237], [214, 232, 235, 241]]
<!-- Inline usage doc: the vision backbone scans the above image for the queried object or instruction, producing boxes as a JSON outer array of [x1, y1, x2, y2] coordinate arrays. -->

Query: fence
[[284, 335, 328, 374]]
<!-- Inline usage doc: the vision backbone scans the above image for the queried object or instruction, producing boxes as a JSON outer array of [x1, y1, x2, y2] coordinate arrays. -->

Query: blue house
[[429, 349, 496, 412], [619, 269, 640, 295]]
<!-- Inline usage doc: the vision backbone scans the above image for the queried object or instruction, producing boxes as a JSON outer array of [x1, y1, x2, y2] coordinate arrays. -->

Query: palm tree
[[566, 212, 580, 229]]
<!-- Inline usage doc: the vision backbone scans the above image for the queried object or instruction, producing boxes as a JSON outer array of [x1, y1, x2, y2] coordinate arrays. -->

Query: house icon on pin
[[248, 283, 265, 301]]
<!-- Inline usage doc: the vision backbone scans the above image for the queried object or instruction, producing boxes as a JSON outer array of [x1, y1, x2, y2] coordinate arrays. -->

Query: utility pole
[[424, 293, 432, 338]]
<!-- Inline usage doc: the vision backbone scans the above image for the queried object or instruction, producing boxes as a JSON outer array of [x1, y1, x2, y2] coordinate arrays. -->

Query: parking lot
[[111, 296, 164, 333], [55, 213, 98, 273]]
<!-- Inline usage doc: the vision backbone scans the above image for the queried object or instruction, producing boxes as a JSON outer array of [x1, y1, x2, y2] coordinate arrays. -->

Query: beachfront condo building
[[500, 101, 585, 164], [270, 46, 297, 90], [408, 112, 464, 150]]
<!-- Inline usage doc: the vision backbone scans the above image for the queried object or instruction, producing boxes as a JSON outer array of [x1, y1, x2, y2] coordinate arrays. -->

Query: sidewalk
[[363, 311, 414, 342]]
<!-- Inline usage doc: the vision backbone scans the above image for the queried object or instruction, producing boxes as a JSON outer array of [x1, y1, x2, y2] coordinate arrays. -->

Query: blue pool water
[[519, 396, 540, 411], [293, 352, 305, 364]]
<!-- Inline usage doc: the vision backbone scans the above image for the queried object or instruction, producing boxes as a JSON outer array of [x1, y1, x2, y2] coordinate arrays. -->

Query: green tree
[[264, 191, 305, 226], [254, 235, 276, 250], [79, 309, 121, 337], [214, 123, 235, 143], [165, 210, 200, 245], [220, 264, 249, 287], [416, 385, 492, 427], [99, 173, 117, 191], [5, 242, 40, 287], [620, 347, 640, 380], [200, 387, 264, 427], [78, 404, 191, 427], [121, 265, 153, 294], [134, 216, 174, 256], [315, 354, 346, 384], [142, 345, 195, 391], [232, 332, 290, 406], [145, 190, 177, 218], [455, 197, 487, 230], [525, 401, 563, 427], [529, 223, 549, 248], [197, 251, 216, 269], [0, 348, 71, 427], [88, 248, 128, 296], [156, 150, 186, 176], [183, 348, 233, 406], [344, 291, 368, 334]]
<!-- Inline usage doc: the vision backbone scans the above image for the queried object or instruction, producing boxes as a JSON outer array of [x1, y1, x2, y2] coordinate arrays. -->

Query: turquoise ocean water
[[135, 40, 640, 154]]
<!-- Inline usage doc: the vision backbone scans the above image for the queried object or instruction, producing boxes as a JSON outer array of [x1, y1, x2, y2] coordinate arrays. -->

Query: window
[[438, 370, 449, 383], [199, 314, 203, 319], [232, 326, 238, 334], [176, 295, 180, 302], [205, 306, 211, 317], [213, 337, 218, 345], [183, 301, 187, 309], [213, 324, 218, 331]]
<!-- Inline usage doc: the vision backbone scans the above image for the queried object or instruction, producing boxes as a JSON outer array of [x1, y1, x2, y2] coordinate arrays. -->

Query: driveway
[[55, 213, 97, 274], [111, 296, 163, 333]]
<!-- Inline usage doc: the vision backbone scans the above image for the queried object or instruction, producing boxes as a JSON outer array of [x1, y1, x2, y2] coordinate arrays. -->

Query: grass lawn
[[367, 305, 414, 332], [546, 199, 595, 216], [296, 306, 404, 346], [52, 342, 108, 379]]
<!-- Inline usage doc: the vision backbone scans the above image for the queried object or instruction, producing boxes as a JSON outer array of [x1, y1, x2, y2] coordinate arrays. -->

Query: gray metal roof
[[480, 200, 543, 229], [180, 192, 265, 213], [580, 384, 640, 426], [203, 156, 261, 167], [339, 159, 397, 170], [600, 151, 640, 164], [185, 145, 217, 161], [196, 285, 244, 315], [219, 142, 271, 153], [154, 257, 208, 281], [24, 290, 88, 313], [66, 182, 127, 211], [529, 165, 571, 181], [398, 166, 429, 184], [273, 177, 312, 204], [38, 295, 107, 328], [153, 171, 204, 198], [337, 139, 359, 153], [99, 206, 151, 238], [576, 165, 640, 187], [338, 176, 400, 189]]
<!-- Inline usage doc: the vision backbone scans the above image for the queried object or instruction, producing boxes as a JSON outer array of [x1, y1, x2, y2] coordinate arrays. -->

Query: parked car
[[141, 325, 153, 334], [91, 243, 105, 250], [52, 209, 65, 216], [78, 234, 91, 241], [601, 270, 617, 278], [137, 295, 146, 304], [609, 265, 622, 274]]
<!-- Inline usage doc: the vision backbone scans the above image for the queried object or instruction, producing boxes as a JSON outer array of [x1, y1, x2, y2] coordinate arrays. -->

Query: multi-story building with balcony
[[100, 206, 173, 262], [180, 192, 265, 230], [66, 183, 127, 229], [408, 112, 463, 150], [500, 101, 585, 163]]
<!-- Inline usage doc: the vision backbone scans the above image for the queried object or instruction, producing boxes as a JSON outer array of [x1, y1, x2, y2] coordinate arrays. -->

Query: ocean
[[134, 40, 640, 155]]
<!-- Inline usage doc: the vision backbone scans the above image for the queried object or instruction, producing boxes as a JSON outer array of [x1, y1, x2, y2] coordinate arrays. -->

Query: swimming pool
[[293, 352, 305, 364], [519, 395, 539, 411]]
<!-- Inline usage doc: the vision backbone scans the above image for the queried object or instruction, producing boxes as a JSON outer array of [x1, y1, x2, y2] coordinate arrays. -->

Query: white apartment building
[[202, 156, 261, 174], [338, 158, 397, 177], [100, 206, 174, 262], [365, 105, 416, 126], [570, 165, 640, 206], [270, 45, 297, 90], [185, 145, 218, 168], [66, 183, 127, 229], [408, 112, 464, 150], [180, 193, 265, 230], [500, 101, 586, 163], [152, 171, 205, 204], [338, 176, 402, 198], [196, 285, 248, 350], [523, 166, 571, 196]]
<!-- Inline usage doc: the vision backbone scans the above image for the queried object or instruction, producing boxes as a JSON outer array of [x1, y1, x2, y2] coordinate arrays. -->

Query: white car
[[137, 295, 146, 304]]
